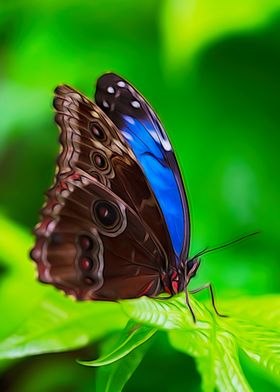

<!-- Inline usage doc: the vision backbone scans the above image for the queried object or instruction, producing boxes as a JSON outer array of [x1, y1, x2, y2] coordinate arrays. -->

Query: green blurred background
[[0, 0, 280, 391]]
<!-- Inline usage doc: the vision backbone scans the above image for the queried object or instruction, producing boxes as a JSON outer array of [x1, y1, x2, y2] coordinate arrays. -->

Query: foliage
[[161, 0, 280, 70], [0, 214, 279, 391], [0, 214, 127, 359], [0, 1, 280, 390], [95, 329, 153, 392]]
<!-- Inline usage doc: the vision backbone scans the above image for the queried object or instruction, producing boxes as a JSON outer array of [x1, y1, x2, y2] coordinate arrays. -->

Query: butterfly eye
[[90, 123, 105, 141], [93, 201, 120, 228]]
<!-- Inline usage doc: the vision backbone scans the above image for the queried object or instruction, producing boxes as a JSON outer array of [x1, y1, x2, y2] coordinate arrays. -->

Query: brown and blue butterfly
[[31, 73, 208, 320]]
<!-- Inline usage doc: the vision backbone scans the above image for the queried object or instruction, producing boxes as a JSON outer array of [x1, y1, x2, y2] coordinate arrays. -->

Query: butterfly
[[30, 73, 219, 321]]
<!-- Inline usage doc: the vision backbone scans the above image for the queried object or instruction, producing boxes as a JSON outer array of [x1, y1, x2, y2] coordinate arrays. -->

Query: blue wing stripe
[[122, 115, 184, 257]]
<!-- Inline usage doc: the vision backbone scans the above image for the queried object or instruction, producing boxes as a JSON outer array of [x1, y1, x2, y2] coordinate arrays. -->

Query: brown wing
[[31, 85, 176, 299], [53, 85, 175, 267], [31, 170, 164, 299]]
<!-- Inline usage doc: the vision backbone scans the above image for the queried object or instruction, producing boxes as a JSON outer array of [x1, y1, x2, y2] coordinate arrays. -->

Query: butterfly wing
[[95, 73, 190, 262], [53, 85, 174, 261], [31, 85, 176, 299]]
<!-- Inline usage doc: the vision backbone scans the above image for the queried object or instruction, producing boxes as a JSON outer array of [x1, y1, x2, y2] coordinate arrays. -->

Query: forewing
[[95, 73, 190, 262], [53, 85, 176, 265]]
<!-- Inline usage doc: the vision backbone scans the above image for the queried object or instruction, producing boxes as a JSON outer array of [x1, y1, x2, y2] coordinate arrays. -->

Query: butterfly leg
[[185, 290, 196, 323], [189, 283, 228, 318]]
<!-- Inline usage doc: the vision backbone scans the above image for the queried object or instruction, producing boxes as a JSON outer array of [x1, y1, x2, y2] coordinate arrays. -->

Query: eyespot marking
[[80, 257, 93, 271], [90, 123, 105, 140], [93, 154, 107, 169], [94, 200, 119, 228], [79, 235, 93, 251]]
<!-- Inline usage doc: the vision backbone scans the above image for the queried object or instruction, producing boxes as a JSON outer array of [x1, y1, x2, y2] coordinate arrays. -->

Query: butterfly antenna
[[194, 231, 260, 259]]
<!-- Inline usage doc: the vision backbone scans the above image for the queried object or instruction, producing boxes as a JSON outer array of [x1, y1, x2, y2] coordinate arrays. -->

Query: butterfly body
[[31, 74, 200, 306]]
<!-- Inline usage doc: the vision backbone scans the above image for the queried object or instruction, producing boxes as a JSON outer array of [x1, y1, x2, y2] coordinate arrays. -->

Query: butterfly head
[[185, 257, 201, 283], [164, 257, 201, 295], [170, 257, 201, 293]]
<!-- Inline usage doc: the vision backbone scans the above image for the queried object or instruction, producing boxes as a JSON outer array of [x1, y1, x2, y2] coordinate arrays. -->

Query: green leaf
[[0, 291, 127, 359], [222, 295, 280, 328], [160, 0, 280, 70], [222, 296, 280, 387], [0, 214, 127, 358], [121, 293, 209, 329], [78, 320, 157, 367], [1, 213, 279, 391], [170, 329, 252, 392], [124, 295, 251, 391], [122, 293, 280, 391], [95, 331, 153, 392]]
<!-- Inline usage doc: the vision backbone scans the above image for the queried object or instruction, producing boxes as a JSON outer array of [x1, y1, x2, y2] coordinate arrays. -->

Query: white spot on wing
[[131, 100, 140, 108], [150, 128, 172, 151], [107, 86, 115, 94], [122, 131, 133, 141], [117, 81, 125, 87], [161, 138, 172, 151], [149, 130, 160, 143], [103, 100, 109, 108]]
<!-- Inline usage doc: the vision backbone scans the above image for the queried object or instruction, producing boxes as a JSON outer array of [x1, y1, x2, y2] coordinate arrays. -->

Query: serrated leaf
[[95, 332, 153, 392], [78, 320, 156, 367], [122, 293, 280, 391], [237, 324, 280, 387], [121, 293, 212, 329], [222, 296, 280, 388], [168, 322, 252, 392]]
